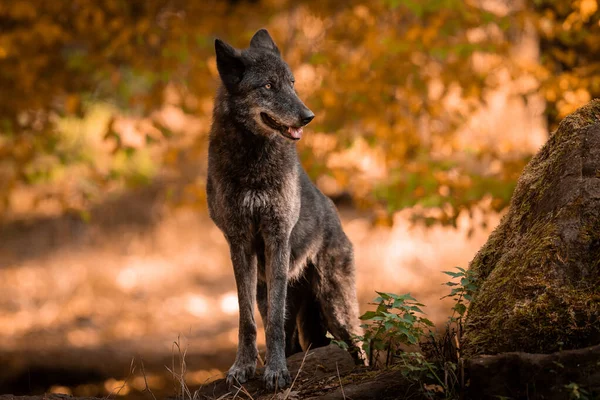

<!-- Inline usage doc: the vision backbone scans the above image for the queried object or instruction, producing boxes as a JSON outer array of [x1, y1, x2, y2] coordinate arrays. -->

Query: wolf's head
[[214, 29, 314, 141]]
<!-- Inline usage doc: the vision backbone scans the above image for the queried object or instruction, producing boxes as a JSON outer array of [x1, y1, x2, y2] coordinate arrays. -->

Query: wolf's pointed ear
[[250, 29, 280, 56], [215, 39, 245, 91]]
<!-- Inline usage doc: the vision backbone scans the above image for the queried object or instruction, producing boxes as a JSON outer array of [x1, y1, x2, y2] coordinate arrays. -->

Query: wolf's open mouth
[[260, 112, 303, 140]]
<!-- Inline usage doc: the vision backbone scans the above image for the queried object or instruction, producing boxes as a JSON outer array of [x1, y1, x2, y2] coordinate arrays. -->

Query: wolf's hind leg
[[295, 266, 330, 351], [316, 252, 366, 364], [296, 293, 330, 350], [284, 283, 303, 356]]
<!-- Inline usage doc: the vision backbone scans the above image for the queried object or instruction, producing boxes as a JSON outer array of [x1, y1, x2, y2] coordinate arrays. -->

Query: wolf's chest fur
[[242, 189, 270, 211], [229, 165, 301, 217], [206, 130, 302, 233]]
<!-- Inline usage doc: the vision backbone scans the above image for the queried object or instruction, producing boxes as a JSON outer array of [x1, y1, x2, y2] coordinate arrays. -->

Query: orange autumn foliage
[[0, 0, 597, 225]]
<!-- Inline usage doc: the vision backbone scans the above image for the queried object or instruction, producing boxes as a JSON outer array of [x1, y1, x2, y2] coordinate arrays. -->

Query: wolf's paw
[[263, 362, 291, 391], [352, 345, 369, 366], [226, 361, 256, 387]]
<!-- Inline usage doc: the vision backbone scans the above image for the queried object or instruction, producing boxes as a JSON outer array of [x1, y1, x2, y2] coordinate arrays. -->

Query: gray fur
[[207, 29, 363, 391]]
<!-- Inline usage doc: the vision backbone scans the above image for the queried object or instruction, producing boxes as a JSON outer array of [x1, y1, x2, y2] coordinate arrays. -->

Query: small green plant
[[441, 266, 477, 326], [418, 266, 479, 399], [565, 382, 590, 400], [398, 351, 447, 399], [326, 331, 349, 351], [334, 270, 478, 399], [440, 266, 477, 362], [436, 266, 478, 393], [358, 292, 434, 368]]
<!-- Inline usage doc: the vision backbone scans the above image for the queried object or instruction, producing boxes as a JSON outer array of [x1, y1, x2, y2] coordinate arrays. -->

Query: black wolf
[[206, 29, 363, 390]]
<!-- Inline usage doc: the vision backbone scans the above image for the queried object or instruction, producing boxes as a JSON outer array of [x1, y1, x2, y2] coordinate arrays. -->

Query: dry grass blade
[[167, 335, 198, 400], [232, 375, 255, 400], [281, 344, 312, 400], [336, 362, 346, 400], [139, 358, 158, 400], [104, 357, 136, 400], [257, 351, 265, 367], [231, 384, 244, 400]]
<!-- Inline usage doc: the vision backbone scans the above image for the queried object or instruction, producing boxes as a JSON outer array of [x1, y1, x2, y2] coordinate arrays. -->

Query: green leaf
[[375, 291, 392, 300], [409, 305, 424, 313], [454, 303, 467, 316], [403, 313, 416, 323], [360, 311, 380, 320], [442, 270, 464, 278], [392, 299, 406, 308], [406, 333, 418, 344], [465, 283, 478, 291]]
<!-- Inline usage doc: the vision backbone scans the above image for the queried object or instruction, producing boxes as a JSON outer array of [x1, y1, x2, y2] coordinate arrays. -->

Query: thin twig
[[231, 384, 243, 400], [454, 330, 464, 392], [336, 362, 346, 400], [139, 358, 158, 400], [282, 344, 312, 400], [257, 351, 265, 367], [167, 335, 195, 400], [104, 358, 136, 400], [230, 374, 254, 400]]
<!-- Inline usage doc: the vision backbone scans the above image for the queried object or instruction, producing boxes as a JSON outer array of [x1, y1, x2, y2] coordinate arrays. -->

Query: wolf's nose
[[300, 111, 315, 126]]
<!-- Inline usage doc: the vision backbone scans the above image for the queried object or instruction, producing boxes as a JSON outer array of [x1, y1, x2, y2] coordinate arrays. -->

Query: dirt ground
[[0, 184, 497, 398]]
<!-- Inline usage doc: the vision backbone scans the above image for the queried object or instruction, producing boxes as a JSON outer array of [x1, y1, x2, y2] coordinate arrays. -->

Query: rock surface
[[467, 343, 600, 399], [199, 344, 352, 398], [194, 344, 420, 400], [464, 100, 600, 356]]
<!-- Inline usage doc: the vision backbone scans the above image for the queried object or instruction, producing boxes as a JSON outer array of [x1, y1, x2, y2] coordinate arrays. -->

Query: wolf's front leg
[[226, 241, 258, 387], [263, 238, 292, 390]]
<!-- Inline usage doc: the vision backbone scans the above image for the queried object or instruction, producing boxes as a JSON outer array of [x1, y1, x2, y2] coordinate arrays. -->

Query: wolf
[[206, 29, 363, 390]]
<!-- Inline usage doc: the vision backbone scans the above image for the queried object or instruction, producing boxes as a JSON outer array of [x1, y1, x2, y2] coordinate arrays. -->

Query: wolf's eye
[[291, 80, 295, 87], [265, 83, 272, 89]]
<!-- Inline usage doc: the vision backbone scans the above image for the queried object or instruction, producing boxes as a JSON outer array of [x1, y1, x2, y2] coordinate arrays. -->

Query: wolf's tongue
[[288, 126, 303, 139]]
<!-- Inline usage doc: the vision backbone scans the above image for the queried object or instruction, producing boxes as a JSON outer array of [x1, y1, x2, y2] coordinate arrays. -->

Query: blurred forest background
[[0, 0, 599, 398]]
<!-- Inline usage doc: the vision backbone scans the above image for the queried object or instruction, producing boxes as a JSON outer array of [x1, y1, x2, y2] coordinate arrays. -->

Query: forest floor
[[0, 183, 496, 399], [2, 343, 599, 399], [0, 345, 425, 400]]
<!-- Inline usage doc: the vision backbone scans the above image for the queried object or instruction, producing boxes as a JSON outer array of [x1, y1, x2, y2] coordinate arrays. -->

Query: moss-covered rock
[[463, 99, 600, 356]]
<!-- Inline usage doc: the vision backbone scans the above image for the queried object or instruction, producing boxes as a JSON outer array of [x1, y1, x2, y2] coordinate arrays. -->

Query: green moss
[[463, 100, 600, 357]]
